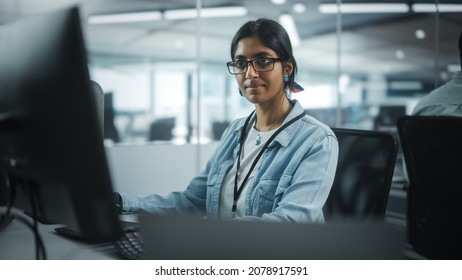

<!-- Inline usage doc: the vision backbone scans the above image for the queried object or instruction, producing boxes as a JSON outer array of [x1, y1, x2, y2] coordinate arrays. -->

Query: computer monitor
[[0, 7, 121, 242], [374, 105, 407, 130]]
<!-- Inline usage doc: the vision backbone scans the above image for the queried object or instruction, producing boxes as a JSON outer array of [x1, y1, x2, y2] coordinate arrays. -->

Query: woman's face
[[233, 36, 292, 106]]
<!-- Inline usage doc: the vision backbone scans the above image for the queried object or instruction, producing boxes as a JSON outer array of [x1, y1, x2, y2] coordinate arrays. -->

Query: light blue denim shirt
[[120, 100, 338, 223]]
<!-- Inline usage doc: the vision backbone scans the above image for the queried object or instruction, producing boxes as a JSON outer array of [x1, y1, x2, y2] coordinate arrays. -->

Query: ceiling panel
[[0, 0, 461, 84]]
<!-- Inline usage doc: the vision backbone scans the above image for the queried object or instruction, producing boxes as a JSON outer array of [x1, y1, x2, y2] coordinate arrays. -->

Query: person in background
[[399, 32, 462, 185], [115, 18, 339, 223], [412, 32, 462, 116]]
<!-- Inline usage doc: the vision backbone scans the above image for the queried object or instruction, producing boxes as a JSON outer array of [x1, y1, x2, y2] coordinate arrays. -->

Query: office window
[[152, 70, 188, 143], [90, 66, 151, 143]]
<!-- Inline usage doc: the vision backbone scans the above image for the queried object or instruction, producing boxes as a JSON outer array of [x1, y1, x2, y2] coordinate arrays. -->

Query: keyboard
[[113, 226, 143, 260], [54, 220, 144, 259]]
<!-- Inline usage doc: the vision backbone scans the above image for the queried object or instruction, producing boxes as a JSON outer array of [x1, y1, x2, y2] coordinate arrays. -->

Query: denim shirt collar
[[231, 99, 305, 148]]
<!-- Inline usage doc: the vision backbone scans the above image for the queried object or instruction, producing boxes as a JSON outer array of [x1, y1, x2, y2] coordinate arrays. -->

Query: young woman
[[117, 18, 339, 223]]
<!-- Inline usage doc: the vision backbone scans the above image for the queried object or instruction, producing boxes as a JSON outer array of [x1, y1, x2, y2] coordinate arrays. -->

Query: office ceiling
[[1, 0, 461, 84]]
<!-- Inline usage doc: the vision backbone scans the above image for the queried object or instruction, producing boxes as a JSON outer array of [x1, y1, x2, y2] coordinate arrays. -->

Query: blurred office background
[[1, 0, 460, 197]]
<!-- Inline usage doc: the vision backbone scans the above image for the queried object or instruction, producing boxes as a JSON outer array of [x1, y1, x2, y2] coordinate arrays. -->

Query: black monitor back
[[0, 7, 120, 241], [398, 116, 462, 259]]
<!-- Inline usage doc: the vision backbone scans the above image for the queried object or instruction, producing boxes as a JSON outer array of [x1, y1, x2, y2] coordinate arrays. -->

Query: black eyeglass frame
[[226, 57, 288, 75]]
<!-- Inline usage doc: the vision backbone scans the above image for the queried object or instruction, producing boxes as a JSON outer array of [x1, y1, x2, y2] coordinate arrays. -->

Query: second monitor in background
[[374, 105, 407, 131]]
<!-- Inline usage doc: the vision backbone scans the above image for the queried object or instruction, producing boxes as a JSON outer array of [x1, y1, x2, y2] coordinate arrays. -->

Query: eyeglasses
[[226, 57, 287, 75]]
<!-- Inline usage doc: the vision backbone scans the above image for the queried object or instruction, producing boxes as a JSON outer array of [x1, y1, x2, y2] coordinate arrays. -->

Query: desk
[[1, 214, 424, 260], [0, 219, 119, 260], [139, 214, 406, 260]]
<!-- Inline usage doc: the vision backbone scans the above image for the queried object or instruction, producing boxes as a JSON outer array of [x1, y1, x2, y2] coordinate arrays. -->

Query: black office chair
[[397, 116, 462, 259], [323, 128, 398, 222], [148, 117, 176, 141], [103, 92, 120, 143], [90, 80, 104, 132], [211, 121, 230, 140]]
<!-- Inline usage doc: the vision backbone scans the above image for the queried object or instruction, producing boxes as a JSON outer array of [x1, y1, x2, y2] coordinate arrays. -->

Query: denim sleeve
[[118, 173, 208, 216], [118, 123, 239, 216]]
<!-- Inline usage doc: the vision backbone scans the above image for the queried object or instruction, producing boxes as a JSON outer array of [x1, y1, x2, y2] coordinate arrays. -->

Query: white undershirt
[[219, 124, 278, 218]]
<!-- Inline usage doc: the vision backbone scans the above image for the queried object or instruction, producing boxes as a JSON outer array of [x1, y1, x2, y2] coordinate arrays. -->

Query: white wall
[[105, 142, 219, 197]]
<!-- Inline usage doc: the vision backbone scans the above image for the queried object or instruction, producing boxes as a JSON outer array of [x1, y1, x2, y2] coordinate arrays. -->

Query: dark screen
[[0, 7, 121, 241]]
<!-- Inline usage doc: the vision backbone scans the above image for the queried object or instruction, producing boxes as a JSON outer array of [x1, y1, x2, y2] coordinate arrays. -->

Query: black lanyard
[[232, 111, 305, 214]]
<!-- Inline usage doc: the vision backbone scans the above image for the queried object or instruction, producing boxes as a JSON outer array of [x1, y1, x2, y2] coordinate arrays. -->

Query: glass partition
[[77, 0, 462, 144]]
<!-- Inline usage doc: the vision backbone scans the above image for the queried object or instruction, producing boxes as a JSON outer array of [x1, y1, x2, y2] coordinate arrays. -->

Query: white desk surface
[[0, 219, 119, 260]]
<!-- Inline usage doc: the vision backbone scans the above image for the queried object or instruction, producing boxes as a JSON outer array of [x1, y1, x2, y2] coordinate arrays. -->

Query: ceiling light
[[318, 3, 409, 14], [415, 29, 426, 39], [293, 3, 306, 14], [88, 11, 162, 24], [412, 4, 462, 13], [271, 0, 287, 5], [279, 14, 300, 47], [395, 49, 405, 60], [164, 6, 247, 20]]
